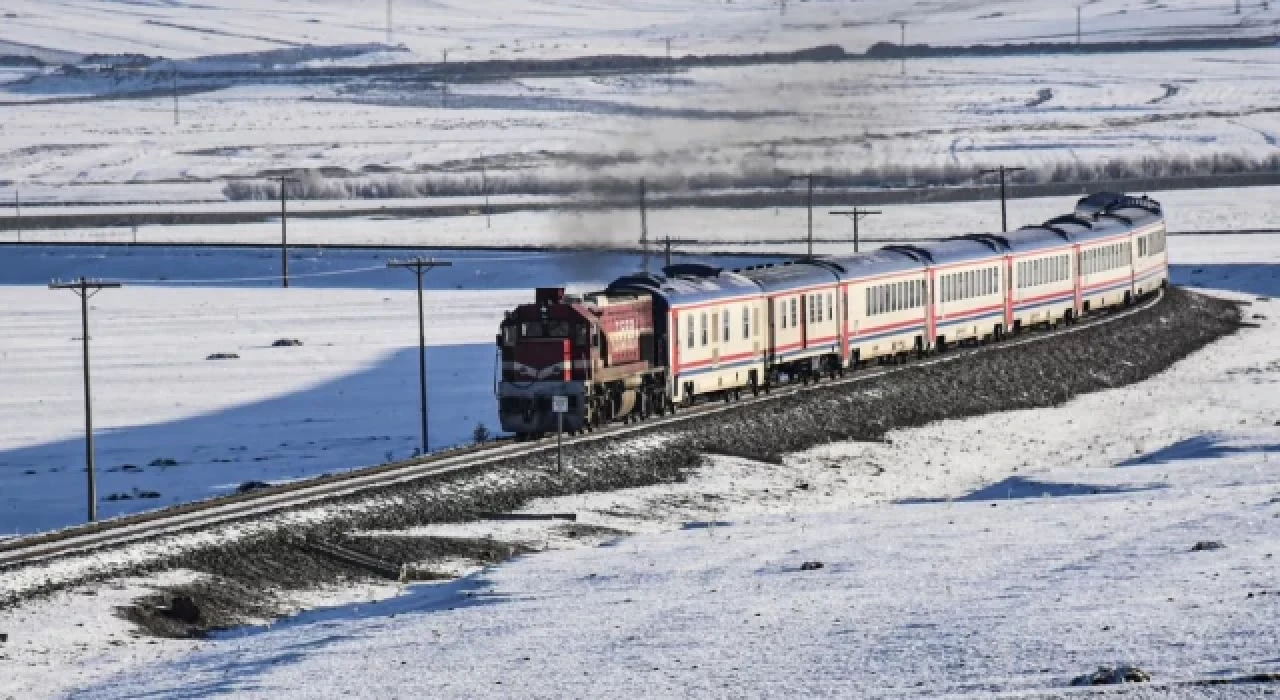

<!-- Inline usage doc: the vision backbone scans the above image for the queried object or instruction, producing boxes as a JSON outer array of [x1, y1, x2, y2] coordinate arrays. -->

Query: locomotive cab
[[496, 287, 665, 437]]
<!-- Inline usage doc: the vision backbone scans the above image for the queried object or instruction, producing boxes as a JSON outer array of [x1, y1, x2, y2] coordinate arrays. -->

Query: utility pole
[[278, 175, 298, 287], [1077, 5, 1083, 45], [49, 277, 122, 523], [387, 258, 453, 455], [386, 0, 393, 45], [663, 235, 673, 268], [789, 174, 829, 257], [891, 20, 908, 76], [172, 64, 179, 125], [664, 37, 673, 92], [639, 178, 650, 271], [480, 166, 491, 228], [978, 166, 1027, 233], [829, 208, 882, 253]]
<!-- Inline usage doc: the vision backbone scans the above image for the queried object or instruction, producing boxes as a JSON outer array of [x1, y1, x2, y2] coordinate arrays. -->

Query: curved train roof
[[886, 235, 1008, 267], [1073, 192, 1164, 242], [734, 260, 840, 292], [822, 248, 925, 280], [607, 264, 760, 308]]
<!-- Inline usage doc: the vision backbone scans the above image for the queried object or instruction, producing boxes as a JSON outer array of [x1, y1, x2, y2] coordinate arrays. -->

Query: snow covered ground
[[4, 4, 1280, 208], [0, 246, 1273, 698], [4, 0, 1273, 62]]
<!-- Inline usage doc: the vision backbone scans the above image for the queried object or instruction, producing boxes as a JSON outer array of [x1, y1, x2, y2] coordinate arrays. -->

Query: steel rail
[[0, 288, 1166, 573]]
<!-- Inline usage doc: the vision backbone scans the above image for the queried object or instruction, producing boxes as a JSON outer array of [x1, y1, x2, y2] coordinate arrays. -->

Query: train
[[495, 191, 1168, 437]]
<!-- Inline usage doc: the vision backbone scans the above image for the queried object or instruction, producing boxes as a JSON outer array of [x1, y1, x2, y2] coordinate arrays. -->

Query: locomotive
[[496, 192, 1169, 438]]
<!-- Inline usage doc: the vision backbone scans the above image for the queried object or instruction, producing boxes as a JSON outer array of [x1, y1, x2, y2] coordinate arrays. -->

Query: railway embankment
[[6, 287, 1244, 635]]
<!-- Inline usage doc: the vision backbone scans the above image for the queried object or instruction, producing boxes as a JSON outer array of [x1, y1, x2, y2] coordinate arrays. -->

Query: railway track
[[0, 288, 1166, 575]]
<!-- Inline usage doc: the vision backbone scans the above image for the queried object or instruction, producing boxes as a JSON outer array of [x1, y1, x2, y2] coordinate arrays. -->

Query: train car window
[[827, 293, 834, 320], [791, 298, 798, 327], [711, 313, 719, 345], [686, 317, 694, 349], [754, 308, 760, 337], [815, 293, 823, 321], [866, 288, 872, 316], [742, 307, 750, 339], [701, 313, 708, 346], [778, 301, 786, 328], [723, 311, 730, 343]]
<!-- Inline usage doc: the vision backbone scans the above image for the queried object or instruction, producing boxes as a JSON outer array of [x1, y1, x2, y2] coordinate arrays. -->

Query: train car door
[[1072, 243, 1083, 314], [925, 269, 937, 348], [1003, 254, 1014, 331]]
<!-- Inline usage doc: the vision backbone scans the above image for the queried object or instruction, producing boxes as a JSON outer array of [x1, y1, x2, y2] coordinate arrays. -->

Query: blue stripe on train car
[[1015, 292, 1074, 312], [676, 355, 762, 378], [1083, 279, 1132, 297], [849, 323, 926, 345], [935, 309, 1004, 329]]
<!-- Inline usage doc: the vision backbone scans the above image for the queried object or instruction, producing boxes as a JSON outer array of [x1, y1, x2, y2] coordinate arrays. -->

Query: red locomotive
[[496, 287, 670, 435]]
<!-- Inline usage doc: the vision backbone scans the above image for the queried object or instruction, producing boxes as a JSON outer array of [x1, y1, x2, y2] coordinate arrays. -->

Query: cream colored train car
[[825, 250, 930, 364], [1072, 193, 1166, 310], [609, 264, 766, 407], [1004, 221, 1082, 329], [738, 261, 845, 382]]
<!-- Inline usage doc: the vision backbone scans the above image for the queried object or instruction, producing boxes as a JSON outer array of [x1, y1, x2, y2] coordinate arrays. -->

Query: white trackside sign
[[552, 396, 569, 414]]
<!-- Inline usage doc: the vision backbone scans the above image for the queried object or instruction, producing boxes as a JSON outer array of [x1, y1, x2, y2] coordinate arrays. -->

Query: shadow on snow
[[0, 344, 496, 535]]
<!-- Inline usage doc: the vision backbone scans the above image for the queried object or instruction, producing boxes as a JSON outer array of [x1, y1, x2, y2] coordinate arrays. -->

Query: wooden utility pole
[[480, 166, 491, 228], [387, 258, 453, 455], [789, 174, 829, 257], [278, 176, 299, 287], [639, 178, 650, 271], [829, 208, 882, 253], [49, 278, 123, 523], [979, 166, 1027, 232], [891, 20, 908, 76]]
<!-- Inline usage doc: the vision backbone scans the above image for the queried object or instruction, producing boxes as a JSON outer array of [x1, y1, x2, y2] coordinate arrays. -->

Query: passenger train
[[496, 192, 1169, 437]]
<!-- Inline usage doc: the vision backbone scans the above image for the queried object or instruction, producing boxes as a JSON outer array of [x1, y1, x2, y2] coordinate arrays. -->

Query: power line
[[978, 166, 1026, 233], [829, 208, 882, 253], [386, 258, 453, 455], [110, 264, 389, 286], [49, 277, 123, 524]]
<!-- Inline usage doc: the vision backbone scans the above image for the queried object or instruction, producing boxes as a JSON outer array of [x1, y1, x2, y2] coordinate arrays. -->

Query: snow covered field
[[3, 2, 1280, 211], [1, 240, 1275, 698], [5, 0, 1272, 62]]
